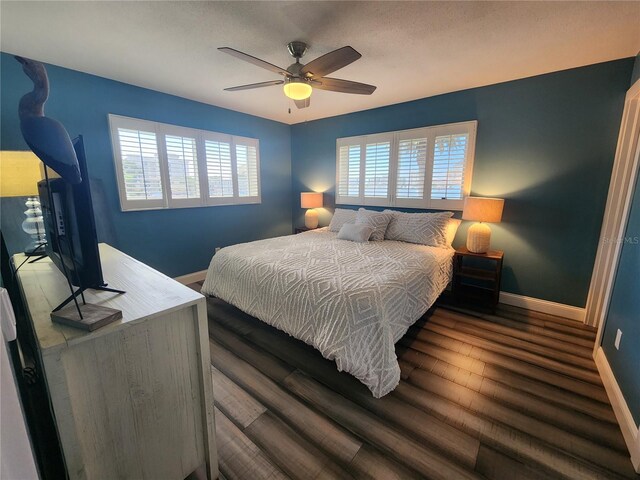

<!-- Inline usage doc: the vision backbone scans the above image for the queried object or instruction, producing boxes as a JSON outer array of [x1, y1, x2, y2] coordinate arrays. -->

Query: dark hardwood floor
[[188, 282, 637, 480]]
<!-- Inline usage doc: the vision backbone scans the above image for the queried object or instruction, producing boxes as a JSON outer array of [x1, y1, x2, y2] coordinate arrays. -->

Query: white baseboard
[[174, 270, 207, 285], [499, 291, 586, 322], [594, 347, 640, 473]]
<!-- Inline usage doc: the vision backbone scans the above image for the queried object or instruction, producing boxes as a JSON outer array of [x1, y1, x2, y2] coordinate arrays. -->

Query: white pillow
[[445, 218, 462, 247], [355, 208, 393, 241], [383, 210, 454, 247], [329, 208, 357, 232], [337, 223, 374, 242]]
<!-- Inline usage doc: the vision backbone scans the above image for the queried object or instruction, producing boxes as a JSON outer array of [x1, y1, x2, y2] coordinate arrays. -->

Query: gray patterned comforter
[[202, 228, 454, 397]]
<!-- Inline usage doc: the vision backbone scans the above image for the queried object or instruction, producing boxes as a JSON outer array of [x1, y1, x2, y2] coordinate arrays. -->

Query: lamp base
[[304, 209, 319, 229], [24, 242, 46, 257], [467, 222, 492, 253]]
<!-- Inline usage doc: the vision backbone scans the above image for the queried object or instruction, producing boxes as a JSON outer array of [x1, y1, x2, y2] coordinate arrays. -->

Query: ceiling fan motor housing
[[287, 62, 304, 76], [287, 41, 308, 60]]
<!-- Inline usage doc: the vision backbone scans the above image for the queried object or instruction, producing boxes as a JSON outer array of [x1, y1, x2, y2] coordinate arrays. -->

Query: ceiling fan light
[[283, 79, 312, 100]]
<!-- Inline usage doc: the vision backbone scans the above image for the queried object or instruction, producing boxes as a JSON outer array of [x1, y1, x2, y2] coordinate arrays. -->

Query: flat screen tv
[[37, 135, 106, 299]]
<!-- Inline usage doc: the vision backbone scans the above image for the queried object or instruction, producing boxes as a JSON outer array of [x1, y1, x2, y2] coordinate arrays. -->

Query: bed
[[202, 227, 454, 397]]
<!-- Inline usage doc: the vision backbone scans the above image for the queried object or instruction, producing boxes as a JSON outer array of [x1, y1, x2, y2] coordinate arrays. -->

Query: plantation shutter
[[202, 132, 234, 204], [202, 134, 260, 205], [110, 115, 262, 211], [110, 116, 166, 210], [429, 122, 476, 210], [118, 129, 163, 201], [431, 133, 468, 201], [336, 139, 363, 204], [363, 136, 391, 205], [164, 133, 201, 206], [395, 133, 429, 207], [204, 137, 234, 201], [335, 121, 476, 210], [234, 137, 260, 201]]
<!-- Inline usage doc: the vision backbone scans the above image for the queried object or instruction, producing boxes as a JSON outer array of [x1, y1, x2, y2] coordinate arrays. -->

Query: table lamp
[[300, 192, 323, 229], [0, 151, 46, 255], [462, 196, 504, 253]]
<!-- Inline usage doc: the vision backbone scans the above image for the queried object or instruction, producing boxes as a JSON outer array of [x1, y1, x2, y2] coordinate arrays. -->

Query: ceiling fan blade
[[313, 77, 376, 95], [294, 98, 310, 109], [224, 80, 284, 91], [300, 46, 361, 78], [218, 47, 290, 76]]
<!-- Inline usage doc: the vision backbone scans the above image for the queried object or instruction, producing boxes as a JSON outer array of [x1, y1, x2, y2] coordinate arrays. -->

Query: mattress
[[202, 228, 454, 397]]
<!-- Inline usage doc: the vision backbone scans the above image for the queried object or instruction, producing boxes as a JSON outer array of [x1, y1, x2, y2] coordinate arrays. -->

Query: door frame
[[586, 78, 640, 353]]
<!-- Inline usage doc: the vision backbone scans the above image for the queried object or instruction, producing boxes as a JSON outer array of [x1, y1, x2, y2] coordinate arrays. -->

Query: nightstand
[[452, 247, 504, 311], [294, 227, 311, 234]]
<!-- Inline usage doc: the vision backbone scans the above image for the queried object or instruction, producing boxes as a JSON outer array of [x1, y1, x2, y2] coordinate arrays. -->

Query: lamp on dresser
[[301, 192, 323, 229], [0, 151, 46, 255], [462, 196, 504, 253]]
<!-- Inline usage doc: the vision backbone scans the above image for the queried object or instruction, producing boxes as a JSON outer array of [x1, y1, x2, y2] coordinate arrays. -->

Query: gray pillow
[[329, 208, 357, 232], [383, 210, 454, 247], [355, 208, 392, 241], [337, 223, 375, 242]]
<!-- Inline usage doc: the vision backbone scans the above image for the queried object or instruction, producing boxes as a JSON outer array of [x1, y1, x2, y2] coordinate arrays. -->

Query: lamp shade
[[462, 197, 504, 223], [0, 151, 42, 197], [301, 192, 323, 209]]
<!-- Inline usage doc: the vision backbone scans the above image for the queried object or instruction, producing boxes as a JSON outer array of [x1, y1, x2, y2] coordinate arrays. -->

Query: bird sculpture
[[15, 56, 81, 184]]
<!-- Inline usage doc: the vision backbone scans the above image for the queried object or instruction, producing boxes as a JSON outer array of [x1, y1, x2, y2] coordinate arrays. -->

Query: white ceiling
[[2, 1, 639, 125]]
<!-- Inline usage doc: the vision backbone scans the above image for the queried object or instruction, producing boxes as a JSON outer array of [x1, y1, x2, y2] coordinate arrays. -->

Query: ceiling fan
[[218, 41, 376, 109]]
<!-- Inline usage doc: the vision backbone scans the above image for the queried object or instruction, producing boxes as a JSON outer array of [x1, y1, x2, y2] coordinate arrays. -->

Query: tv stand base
[[53, 285, 126, 312]]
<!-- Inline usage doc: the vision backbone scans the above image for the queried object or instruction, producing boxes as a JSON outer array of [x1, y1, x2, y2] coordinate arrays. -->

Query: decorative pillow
[[355, 208, 392, 241], [337, 223, 375, 243], [329, 208, 358, 232], [383, 210, 454, 247]]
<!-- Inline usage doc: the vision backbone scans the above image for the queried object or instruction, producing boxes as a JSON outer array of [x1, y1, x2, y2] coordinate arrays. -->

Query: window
[[200, 132, 260, 206], [364, 138, 391, 199], [204, 137, 233, 200], [337, 144, 362, 199], [336, 121, 476, 210], [115, 126, 163, 207], [165, 133, 200, 201], [109, 115, 261, 211]]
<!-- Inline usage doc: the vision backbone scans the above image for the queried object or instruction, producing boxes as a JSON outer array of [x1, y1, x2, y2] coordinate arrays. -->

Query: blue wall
[[601, 52, 640, 427], [291, 59, 634, 307], [0, 52, 292, 277]]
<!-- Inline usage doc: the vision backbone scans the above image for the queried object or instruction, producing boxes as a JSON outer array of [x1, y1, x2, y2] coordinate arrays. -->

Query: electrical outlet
[[614, 329, 622, 350]]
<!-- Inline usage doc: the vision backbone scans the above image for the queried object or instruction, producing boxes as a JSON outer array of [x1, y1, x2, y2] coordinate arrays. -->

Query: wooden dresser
[[13, 244, 218, 480]]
